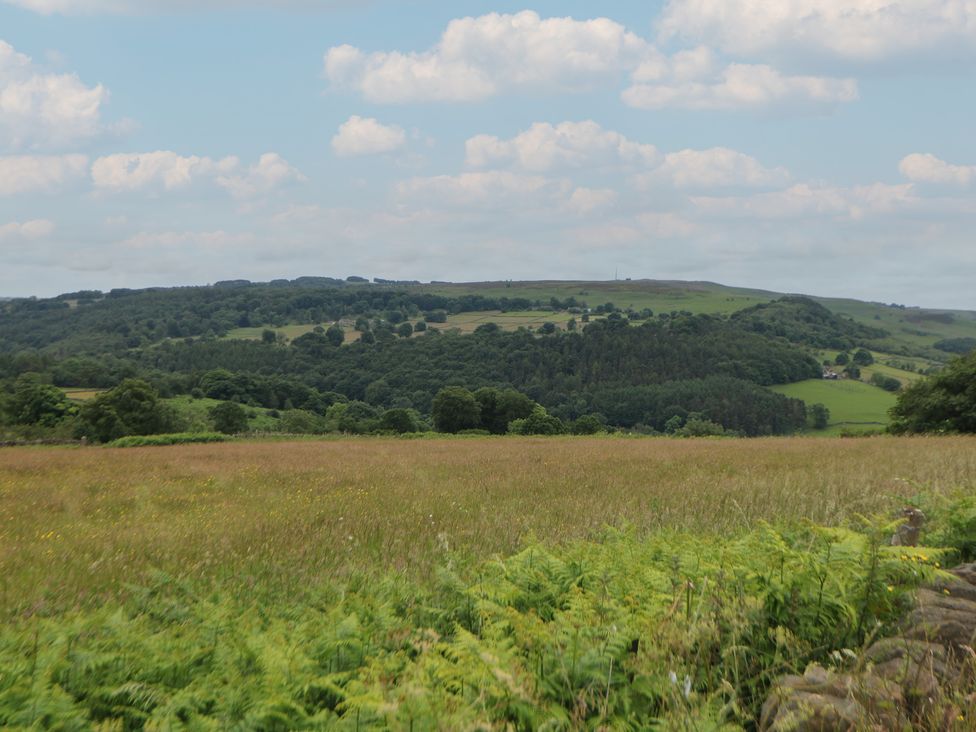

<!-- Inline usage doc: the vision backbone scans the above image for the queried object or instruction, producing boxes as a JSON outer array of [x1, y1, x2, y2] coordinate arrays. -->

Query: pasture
[[770, 378, 898, 434]]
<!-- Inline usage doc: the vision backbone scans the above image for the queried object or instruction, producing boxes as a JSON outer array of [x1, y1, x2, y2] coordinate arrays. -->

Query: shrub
[[209, 401, 249, 434], [108, 432, 228, 447]]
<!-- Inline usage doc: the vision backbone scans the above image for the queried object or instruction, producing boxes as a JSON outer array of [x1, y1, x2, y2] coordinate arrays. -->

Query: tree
[[571, 414, 604, 434], [852, 349, 874, 366], [431, 387, 481, 433], [414, 320, 427, 332], [261, 329, 277, 344], [870, 373, 901, 392], [78, 379, 178, 442], [210, 401, 249, 434], [807, 403, 830, 429], [508, 406, 564, 435], [889, 351, 976, 434], [835, 352, 850, 365], [379, 408, 420, 433], [7, 373, 71, 427], [474, 387, 535, 434], [397, 322, 414, 339], [539, 322, 557, 335], [279, 409, 323, 434], [325, 324, 345, 347]]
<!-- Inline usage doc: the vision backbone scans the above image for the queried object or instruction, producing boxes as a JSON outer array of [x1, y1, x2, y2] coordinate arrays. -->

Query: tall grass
[[1, 436, 973, 614], [2, 436, 974, 728]]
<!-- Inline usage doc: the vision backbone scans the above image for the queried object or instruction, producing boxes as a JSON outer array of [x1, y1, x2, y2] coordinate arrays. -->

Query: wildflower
[[944, 589, 951, 595], [668, 671, 678, 685], [886, 585, 894, 592], [683, 675, 692, 699]]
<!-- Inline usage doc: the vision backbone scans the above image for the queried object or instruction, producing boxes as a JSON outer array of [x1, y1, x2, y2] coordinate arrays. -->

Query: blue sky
[[0, 1, 974, 306]]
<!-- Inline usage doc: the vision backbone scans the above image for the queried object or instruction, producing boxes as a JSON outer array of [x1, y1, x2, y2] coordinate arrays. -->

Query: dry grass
[[1, 435, 974, 613]]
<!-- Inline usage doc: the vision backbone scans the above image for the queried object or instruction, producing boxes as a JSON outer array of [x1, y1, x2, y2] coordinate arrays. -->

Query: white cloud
[[324, 11, 649, 103], [0, 218, 55, 240], [91, 151, 231, 192], [0, 40, 110, 150], [691, 182, 917, 220], [653, 147, 790, 188], [622, 48, 858, 111], [216, 153, 306, 198], [395, 170, 572, 209], [566, 187, 617, 215], [465, 120, 659, 172], [331, 115, 406, 157], [91, 151, 303, 197], [657, 0, 976, 62], [0, 154, 88, 195], [465, 121, 786, 190], [899, 153, 975, 185], [119, 229, 252, 251]]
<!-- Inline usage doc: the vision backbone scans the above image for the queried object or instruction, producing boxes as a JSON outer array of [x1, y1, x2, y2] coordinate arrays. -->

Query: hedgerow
[[107, 432, 230, 448]]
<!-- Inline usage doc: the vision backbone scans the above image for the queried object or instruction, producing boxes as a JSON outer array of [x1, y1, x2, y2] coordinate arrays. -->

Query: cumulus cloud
[[657, 0, 976, 62], [900, 153, 975, 185], [0, 218, 55, 240], [216, 153, 306, 198], [622, 46, 857, 111], [395, 170, 573, 209], [652, 148, 790, 188], [465, 121, 659, 172], [91, 151, 303, 197], [331, 115, 406, 157], [691, 182, 917, 220], [566, 187, 617, 215], [0, 154, 88, 195], [465, 120, 787, 190], [0, 40, 111, 150], [324, 11, 649, 103]]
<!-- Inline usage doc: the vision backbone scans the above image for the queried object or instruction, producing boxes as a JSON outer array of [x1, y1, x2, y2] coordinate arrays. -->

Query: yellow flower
[[886, 585, 895, 592]]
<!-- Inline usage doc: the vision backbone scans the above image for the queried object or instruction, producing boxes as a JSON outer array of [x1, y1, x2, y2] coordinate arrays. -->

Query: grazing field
[[771, 378, 898, 434], [2, 436, 974, 728]]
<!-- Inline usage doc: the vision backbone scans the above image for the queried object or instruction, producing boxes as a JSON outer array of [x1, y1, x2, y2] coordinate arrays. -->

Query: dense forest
[[0, 279, 935, 441]]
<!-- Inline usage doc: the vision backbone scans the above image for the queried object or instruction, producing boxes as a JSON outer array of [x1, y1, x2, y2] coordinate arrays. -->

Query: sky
[[0, 1, 974, 307]]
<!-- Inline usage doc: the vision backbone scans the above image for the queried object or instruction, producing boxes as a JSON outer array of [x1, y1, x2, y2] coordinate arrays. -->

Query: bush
[[209, 401, 249, 434], [108, 432, 228, 447], [870, 373, 901, 392], [571, 414, 605, 435], [508, 406, 565, 435], [379, 408, 421, 434]]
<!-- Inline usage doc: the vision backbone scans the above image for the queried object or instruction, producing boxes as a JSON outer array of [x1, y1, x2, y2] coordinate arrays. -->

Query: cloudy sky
[[0, 1, 974, 306]]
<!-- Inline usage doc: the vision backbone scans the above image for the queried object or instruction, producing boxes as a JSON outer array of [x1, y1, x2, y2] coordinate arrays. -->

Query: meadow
[[4, 436, 974, 612], [770, 379, 898, 434], [3, 436, 975, 728]]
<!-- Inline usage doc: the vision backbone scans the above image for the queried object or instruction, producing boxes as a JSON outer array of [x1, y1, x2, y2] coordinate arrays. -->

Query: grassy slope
[[771, 379, 898, 434], [165, 395, 281, 432]]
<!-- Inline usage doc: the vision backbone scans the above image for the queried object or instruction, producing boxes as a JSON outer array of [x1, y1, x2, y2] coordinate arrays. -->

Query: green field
[[771, 378, 898, 434], [165, 394, 281, 432]]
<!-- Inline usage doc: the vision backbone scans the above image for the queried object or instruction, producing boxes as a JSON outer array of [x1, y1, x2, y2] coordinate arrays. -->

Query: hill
[[1, 277, 970, 441]]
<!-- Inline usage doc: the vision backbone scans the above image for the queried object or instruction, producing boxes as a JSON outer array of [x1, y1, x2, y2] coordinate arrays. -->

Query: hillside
[[1, 277, 971, 441]]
